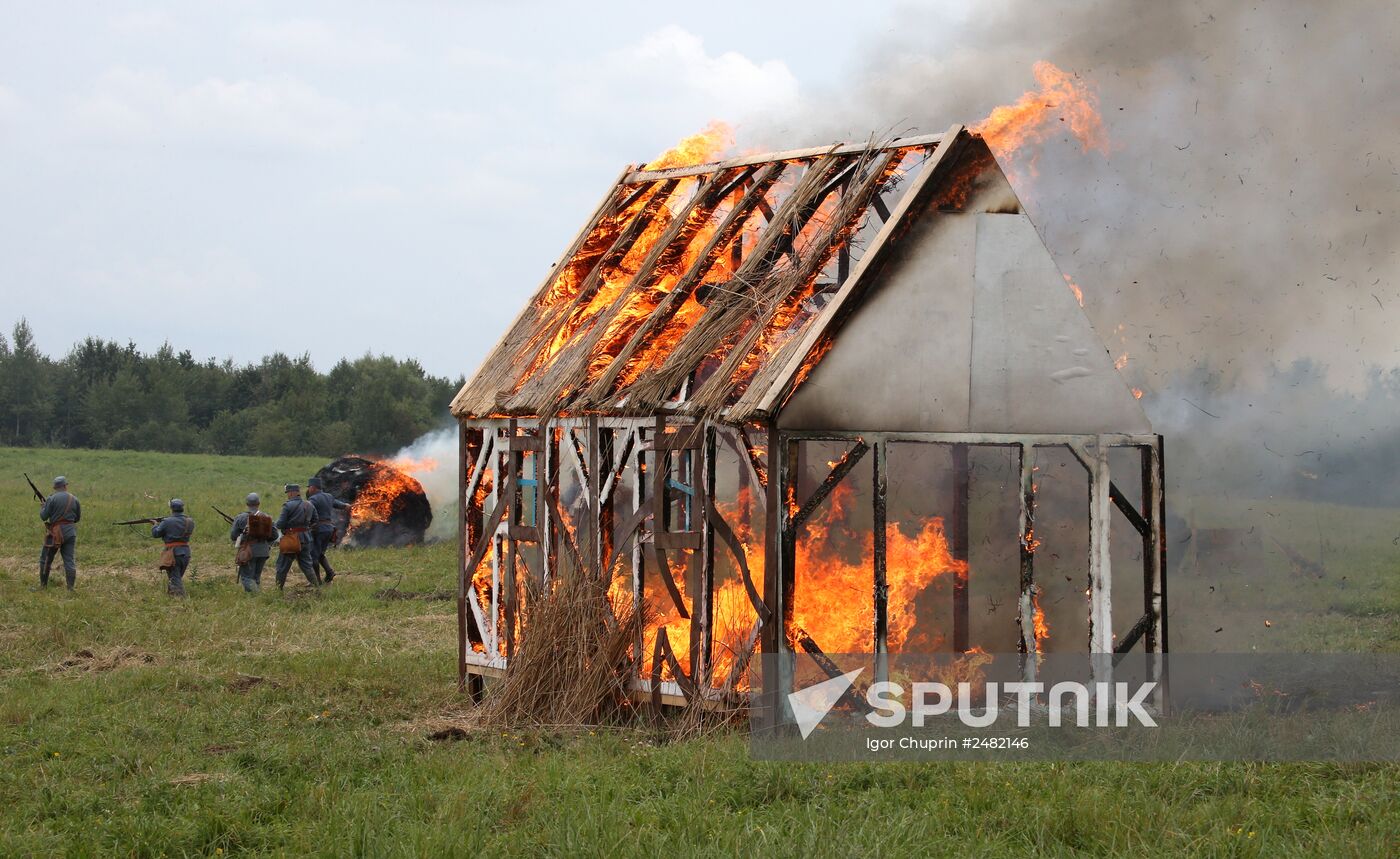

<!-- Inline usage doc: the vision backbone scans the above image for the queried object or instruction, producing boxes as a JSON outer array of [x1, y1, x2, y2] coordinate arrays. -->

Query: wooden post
[[951, 444, 971, 653], [1088, 438, 1113, 684], [1016, 444, 1037, 682], [692, 425, 717, 687], [631, 424, 647, 679], [1147, 436, 1168, 712], [457, 422, 469, 694], [872, 440, 889, 683], [461, 425, 486, 701], [489, 430, 503, 657], [543, 423, 559, 587], [760, 425, 795, 729], [504, 421, 519, 658], [597, 424, 615, 579]]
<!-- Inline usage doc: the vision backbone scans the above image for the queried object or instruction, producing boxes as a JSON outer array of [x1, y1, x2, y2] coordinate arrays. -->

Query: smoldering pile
[[313, 456, 433, 548]]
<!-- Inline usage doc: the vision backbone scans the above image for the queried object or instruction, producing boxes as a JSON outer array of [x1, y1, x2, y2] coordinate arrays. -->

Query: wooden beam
[[1113, 611, 1153, 655], [1016, 445, 1037, 681], [951, 444, 971, 653], [457, 423, 469, 693], [1109, 481, 1149, 537], [584, 164, 786, 403], [1088, 438, 1114, 667], [872, 441, 889, 683], [750, 125, 966, 417], [788, 440, 869, 533], [622, 132, 946, 183]]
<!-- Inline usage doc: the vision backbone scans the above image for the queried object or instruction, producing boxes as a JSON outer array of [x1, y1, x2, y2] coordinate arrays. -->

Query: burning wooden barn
[[450, 124, 1166, 709]]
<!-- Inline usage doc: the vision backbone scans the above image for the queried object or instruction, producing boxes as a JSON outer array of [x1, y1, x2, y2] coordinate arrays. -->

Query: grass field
[[0, 446, 1396, 856]]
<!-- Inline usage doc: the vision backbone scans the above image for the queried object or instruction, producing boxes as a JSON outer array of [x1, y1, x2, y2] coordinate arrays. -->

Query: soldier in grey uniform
[[274, 483, 320, 590], [306, 477, 350, 583], [230, 493, 279, 593], [151, 499, 196, 597], [38, 476, 81, 590]]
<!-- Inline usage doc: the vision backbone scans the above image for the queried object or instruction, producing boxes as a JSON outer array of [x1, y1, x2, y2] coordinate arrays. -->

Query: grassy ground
[[0, 447, 1396, 856]]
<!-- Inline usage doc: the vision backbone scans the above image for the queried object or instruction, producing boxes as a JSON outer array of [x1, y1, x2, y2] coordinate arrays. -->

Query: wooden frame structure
[[451, 125, 1168, 711]]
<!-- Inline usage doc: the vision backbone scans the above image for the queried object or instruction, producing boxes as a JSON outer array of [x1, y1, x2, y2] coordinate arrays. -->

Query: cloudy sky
[[0, 1, 945, 377], [1, 1, 1395, 400]]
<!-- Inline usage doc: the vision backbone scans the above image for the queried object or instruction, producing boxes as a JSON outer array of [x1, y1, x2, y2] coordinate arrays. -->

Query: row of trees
[[0, 319, 463, 457]]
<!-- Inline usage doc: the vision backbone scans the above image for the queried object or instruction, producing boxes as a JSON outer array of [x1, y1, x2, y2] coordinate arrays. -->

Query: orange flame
[[348, 462, 426, 529], [973, 61, 1109, 165], [1063, 273, 1085, 307], [643, 121, 734, 171]]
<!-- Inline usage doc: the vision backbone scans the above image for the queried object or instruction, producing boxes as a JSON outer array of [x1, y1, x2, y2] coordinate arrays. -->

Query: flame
[[1132, 387, 1144, 400], [1063, 273, 1085, 307], [973, 61, 1109, 165], [347, 462, 427, 531], [792, 482, 966, 655], [1032, 589, 1050, 646], [643, 121, 734, 171]]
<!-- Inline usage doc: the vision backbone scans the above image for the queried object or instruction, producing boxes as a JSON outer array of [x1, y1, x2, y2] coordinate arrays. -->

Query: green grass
[[0, 447, 1396, 856]]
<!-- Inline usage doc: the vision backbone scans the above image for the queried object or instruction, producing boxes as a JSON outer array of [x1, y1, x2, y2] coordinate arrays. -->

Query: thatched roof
[[451, 125, 977, 423]]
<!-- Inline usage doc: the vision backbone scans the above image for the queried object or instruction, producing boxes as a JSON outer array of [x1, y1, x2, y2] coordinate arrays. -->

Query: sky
[[0, 1, 946, 378], [1, 0, 1395, 402]]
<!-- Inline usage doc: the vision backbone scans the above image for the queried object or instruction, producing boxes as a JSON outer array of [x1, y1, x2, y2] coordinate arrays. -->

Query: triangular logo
[[788, 668, 864, 740]]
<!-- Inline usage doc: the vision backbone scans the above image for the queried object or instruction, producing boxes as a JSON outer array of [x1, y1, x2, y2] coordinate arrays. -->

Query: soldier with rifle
[[33, 475, 80, 590], [226, 494, 278, 593], [273, 483, 320, 590], [149, 499, 196, 597], [306, 477, 350, 583]]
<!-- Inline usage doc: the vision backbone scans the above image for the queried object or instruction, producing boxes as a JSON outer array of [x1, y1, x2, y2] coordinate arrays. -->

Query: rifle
[[211, 505, 236, 525], [24, 473, 47, 504], [113, 517, 163, 526]]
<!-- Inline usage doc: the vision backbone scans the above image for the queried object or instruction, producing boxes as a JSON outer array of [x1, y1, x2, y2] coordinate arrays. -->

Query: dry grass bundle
[[479, 572, 647, 729]]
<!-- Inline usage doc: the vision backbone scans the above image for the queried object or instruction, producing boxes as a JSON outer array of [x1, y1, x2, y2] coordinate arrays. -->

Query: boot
[[65, 572, 76, 591]]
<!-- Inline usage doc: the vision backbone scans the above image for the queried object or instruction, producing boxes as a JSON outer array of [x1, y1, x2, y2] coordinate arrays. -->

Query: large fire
[[472, 71, 1115, 675], [972, 60, 1109, 167], [314, 455, 434, 548]]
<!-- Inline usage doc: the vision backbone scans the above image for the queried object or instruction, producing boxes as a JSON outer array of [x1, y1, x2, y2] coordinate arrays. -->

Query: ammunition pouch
[[279, 532, 302, 554]]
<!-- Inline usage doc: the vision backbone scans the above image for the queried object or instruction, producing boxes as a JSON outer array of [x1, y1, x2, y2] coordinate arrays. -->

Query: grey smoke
[[735, 0, 1400, 505]]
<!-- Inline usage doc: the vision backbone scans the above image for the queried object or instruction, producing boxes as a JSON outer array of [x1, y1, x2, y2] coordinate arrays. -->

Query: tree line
[[0, 319, 463, 457]]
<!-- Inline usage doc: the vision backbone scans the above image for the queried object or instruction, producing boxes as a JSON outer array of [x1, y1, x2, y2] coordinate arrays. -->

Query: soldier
[[151, 499, 196, 597], [306, 477, 350, 583], [230, 493, 278, 594], [38, 476, 81, 590], [274, 483, 320, 590]]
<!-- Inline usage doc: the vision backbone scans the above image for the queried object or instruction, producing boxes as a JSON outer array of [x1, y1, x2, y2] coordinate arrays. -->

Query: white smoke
[[388, 426, 459, 541]]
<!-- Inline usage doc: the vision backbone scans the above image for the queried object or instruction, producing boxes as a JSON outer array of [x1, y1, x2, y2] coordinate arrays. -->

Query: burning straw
[[477, 571, 648, 730]]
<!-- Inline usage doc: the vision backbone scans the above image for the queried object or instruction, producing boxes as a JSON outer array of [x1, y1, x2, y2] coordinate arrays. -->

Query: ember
[[313, 456, 433, 548]]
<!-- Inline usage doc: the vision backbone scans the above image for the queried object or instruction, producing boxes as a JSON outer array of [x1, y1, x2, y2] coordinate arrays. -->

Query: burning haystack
[[314, 456, 433, 548], [449, 121, 1166, 714]]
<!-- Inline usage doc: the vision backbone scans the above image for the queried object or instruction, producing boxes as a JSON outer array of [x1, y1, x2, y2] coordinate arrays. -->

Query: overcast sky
[[2, 1, 1395, 399], [0, 1, 959, 378]]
